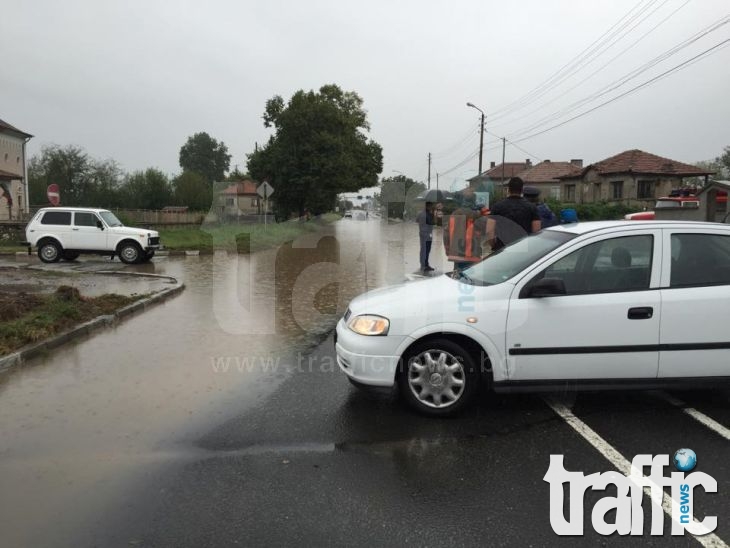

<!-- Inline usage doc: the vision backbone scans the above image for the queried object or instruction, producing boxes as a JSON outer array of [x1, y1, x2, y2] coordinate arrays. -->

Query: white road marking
[[654, 392, 730, 442], [545, 398, 728, 548]]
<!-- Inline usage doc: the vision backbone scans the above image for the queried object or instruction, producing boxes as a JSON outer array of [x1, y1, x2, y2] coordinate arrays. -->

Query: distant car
[[24, 207, 160, 264], [343, 211, 353, 219], [336, 221, 730, 416]]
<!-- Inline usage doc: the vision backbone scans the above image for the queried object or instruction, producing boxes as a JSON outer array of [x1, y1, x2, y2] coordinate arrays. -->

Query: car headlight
[[347, 314, 389, 336]]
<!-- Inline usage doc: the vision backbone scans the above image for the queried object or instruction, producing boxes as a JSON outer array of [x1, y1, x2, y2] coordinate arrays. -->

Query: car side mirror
[[528, 277, 566, 298], [96, 220, 104, 230]]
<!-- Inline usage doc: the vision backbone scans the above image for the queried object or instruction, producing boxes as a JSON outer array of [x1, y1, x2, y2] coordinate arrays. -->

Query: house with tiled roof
[[558, 149, 713, 205], [517, 159, 583, 201], [0, 117, 33, 220], [216, 179, 262, 217], [468, 159, 532, 188]]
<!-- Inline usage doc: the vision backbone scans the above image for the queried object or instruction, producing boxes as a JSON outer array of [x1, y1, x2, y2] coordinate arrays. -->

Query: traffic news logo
[[544, 449, 718, 536]]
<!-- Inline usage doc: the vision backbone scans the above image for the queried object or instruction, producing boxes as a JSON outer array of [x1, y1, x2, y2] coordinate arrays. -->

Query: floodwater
[[0, 217, 449, 547]]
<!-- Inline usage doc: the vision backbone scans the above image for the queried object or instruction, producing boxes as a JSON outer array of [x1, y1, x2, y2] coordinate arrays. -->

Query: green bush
[[544, 199, 642, 221]]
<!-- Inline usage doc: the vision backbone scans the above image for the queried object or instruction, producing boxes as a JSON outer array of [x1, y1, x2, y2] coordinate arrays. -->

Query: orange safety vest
[[444, 211, 487, 263]]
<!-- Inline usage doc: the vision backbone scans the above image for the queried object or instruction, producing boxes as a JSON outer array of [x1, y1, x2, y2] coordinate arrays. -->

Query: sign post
[[257, 181, 274, 227], [47, 184, 60, 206]]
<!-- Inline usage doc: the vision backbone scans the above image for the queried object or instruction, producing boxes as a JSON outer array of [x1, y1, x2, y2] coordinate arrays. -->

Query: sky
[[3, 0, 729, 193]]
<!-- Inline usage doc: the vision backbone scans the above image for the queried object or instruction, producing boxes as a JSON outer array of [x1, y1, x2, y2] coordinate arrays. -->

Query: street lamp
[[466, 102, 485, 176]]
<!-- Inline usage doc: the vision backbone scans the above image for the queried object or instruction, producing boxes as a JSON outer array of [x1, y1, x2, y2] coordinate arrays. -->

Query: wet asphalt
[[0, 217, 728, 547]]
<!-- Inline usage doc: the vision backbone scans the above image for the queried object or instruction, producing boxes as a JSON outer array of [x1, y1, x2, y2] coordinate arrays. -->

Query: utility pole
[[478, 112, 484, 175], [436, 172, 439, 192], [427, 153, 431, 189], [501, 137, 506, 183], [466, 102, 485, 176]]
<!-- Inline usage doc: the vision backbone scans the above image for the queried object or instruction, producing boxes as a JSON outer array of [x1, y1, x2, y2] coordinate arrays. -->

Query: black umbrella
[[415, 189, 452, 202]]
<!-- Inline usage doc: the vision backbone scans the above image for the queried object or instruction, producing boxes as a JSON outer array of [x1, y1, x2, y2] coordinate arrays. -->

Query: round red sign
[[47, 184, 60, 206]]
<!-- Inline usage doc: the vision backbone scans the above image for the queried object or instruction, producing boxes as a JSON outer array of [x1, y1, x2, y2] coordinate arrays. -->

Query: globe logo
[[673, 448, 697, 472]]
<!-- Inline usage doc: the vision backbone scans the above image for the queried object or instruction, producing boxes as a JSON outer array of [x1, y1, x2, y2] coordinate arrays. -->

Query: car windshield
[[655, 199, 681, 209], [99, 211, 123, 227], [459, 231, 577, 286]]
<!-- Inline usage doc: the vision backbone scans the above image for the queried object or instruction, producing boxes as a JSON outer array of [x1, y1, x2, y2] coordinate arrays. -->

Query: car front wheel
[[398, 338, 480, 416], [38, 241, 62, 263], [118, 242, 142, 264]]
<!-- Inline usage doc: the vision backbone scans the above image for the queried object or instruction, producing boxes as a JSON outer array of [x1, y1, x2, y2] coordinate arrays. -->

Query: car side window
[[40, 211, 71, 225], [74, 212, 99, 227], [670, 233, 730, 287], [540, 235, 653, 295]]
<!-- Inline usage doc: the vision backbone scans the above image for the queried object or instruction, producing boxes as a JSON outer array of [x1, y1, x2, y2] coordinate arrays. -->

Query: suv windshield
[[99, 211, 123, 227], [460, 231, 576, 285]]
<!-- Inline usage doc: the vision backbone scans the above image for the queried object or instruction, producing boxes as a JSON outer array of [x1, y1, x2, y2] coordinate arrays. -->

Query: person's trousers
[[419, 237, 432, 269]]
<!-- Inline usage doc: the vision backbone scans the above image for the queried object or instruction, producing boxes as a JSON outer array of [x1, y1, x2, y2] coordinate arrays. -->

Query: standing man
[[487, 177, 541, 252], [416, 201, 435, 272], [523, 186, 558, 228]]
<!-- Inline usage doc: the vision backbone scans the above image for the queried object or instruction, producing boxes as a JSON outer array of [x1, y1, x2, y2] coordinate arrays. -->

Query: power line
[[490, 0, 688, 130], [506, 14, 730, 140], [487, 0, 657, 119], [431, 120, 481, 158], [511, 38, 730, 144]]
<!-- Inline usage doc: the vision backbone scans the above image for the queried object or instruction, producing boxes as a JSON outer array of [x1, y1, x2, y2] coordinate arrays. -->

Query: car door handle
[[628, 307, 653, 320], [72, 228, 79, 231]]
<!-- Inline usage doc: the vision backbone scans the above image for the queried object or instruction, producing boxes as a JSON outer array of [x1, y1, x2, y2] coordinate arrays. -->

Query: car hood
[[347, 274, 514, 336], [110, 226, 159, 237]]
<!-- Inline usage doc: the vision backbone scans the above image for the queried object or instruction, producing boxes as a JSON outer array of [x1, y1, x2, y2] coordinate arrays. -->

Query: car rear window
[[41, 211, 72, 225], [74, 212, 99, 227]]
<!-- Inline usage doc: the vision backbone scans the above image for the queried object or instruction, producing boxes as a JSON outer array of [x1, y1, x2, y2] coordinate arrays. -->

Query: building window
[[611, 181, 624, 200], [225, 198, 234, 206], [593, 183, 602, 202], [564, 184, 576, 202], [637, 180, 655, 200], [550, 186, 561, 200]]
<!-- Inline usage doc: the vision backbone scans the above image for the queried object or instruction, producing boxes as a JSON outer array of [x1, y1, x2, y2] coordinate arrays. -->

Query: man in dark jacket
[[487, 177, 541, 251]]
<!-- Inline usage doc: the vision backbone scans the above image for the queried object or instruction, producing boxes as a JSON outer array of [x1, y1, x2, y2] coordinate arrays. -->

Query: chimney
[[526, 159, 532, 167], [571, 159, 583, 168], [490, 161, 496, 169]]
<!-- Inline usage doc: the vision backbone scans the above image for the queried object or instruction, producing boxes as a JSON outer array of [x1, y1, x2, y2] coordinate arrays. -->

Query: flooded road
[[0, 217, 447, 547]]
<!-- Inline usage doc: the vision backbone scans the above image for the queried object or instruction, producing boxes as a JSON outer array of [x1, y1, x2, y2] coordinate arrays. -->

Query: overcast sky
[[3, 0, 729, 192]]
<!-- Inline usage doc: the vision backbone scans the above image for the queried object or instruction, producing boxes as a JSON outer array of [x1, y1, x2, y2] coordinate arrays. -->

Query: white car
[[24, 207, 161, 264], [336, 221, 730, 416]]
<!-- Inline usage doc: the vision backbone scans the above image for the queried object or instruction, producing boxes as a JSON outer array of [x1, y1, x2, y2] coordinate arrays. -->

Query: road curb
[[0, 280, 185, 373]]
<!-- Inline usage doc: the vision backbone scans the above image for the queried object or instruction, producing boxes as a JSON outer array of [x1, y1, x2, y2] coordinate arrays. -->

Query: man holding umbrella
[[416, 201, 436, 272]]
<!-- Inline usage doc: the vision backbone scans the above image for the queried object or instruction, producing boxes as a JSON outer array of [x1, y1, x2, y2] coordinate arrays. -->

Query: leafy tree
[[378, 175, 426, 219], [120, 168, 173, 209], [179, 132, 231, 184], [28, 144, 123, 207], [173, 171, 212, 211], [247, 84, 383, 220]]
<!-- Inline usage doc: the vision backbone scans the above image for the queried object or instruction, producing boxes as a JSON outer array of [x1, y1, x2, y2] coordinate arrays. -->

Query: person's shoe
[[424, 266, 435, 272]]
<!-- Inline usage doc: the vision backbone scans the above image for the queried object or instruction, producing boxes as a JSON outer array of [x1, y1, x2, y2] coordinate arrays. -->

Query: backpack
[[537, 203, 558, 228]]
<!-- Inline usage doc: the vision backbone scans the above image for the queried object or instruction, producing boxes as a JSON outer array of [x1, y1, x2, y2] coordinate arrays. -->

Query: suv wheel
[[398, 338, 480, 417], [38, 240, 62, 263], [118, 242, 142, 264]]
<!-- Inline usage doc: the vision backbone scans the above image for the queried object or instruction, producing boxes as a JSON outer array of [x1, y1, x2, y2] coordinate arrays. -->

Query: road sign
[[47, 184, 60, 206], [257, 181, 274, 199]]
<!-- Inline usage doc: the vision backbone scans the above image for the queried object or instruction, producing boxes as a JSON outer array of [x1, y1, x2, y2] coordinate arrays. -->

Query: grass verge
[[158, 213, 341, 252], [0, 286, 141, 355]]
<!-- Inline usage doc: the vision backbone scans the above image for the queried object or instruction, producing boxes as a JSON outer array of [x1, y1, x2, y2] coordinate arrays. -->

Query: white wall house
[[0, 118, 33, 221]]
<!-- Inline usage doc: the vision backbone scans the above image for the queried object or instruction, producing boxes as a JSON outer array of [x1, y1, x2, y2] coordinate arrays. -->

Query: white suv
[[24, 208, 161, 264]]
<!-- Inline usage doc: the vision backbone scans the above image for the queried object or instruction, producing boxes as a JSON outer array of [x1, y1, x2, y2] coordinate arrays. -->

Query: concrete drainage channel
[[0, 270, 185, 372]]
